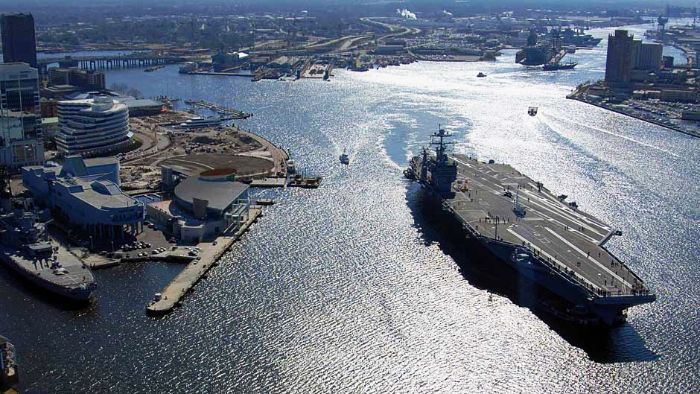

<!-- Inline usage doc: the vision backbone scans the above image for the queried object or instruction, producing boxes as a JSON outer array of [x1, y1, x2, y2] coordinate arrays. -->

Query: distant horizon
[[0, 0, 698, 10]]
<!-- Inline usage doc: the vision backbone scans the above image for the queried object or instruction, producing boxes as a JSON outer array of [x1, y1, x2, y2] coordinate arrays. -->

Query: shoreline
[[567, 94, 700, 139]]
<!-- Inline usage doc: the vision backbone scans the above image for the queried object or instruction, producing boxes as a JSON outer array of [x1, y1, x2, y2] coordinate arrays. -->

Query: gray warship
[[405, 127, 655, 325], [0, 172, 96, 302], [0, 335, 17, 389]]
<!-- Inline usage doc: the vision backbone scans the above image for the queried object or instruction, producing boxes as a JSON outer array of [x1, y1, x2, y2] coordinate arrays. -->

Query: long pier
[[146, 207, 261, 315]]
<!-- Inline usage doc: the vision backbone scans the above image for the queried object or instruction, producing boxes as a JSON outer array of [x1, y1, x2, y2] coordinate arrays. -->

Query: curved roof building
[[55, 97, 130, 156], [173, 169, 248, 219]]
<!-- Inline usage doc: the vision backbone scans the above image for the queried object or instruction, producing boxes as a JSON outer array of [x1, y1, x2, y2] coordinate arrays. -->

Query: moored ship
[[0, 336, 17, 389], [0, 200, 96, 302], [405, 127, 655, 325]]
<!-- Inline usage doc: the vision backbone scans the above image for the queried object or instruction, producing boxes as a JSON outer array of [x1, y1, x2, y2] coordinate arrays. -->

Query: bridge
[[37, 53, 186, 73]]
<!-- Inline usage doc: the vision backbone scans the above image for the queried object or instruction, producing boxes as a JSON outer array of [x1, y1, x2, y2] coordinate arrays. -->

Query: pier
[[183, 99, 252, 119], [146, 207, 262, 315]]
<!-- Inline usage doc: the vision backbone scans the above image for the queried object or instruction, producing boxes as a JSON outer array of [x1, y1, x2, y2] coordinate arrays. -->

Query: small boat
[[477, 72, 487, 78], [543, 61, 577, 71], [528, 106, 538, 116], [286, 160, 296, 174], [339, 150, 350, 165], [255, 199, 275, 206]]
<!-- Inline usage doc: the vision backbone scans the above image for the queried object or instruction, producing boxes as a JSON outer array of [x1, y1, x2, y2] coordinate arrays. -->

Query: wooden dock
[[146, 208, 261, 315]]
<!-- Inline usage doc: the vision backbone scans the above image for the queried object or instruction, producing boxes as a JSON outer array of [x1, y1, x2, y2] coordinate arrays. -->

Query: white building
[[0, 62, 44, 169], [55, 97, 130, 156]]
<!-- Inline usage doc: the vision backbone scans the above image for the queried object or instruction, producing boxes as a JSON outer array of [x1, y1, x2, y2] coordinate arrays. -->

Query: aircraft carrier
[[405, 128, 655, 325]]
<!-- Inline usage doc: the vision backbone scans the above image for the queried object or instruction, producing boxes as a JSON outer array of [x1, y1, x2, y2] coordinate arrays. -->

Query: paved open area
[[448, 154, 649, 297], [146, 208, 261, 315]]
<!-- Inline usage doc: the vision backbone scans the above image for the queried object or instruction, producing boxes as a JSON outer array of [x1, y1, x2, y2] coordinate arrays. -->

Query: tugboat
[[339, 149, 350, 165], [0, 336, 17, 389], [543, 61, 577, 71], [528, 106, 538, 116]]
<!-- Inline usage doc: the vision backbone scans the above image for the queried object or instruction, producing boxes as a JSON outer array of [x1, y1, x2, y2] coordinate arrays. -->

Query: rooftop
[[174, 175, 248, 212], [55, 176, 137, 209]]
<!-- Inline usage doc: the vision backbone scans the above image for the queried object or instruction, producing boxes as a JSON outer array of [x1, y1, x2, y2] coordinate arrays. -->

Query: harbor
[[1, 20, 698, 394]]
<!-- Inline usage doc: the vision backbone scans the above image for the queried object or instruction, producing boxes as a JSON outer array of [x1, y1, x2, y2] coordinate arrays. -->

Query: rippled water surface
[[1, 26, 699, 393]]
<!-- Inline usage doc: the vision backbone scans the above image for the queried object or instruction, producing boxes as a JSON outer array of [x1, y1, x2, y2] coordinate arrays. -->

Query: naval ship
[[0, 199, 96, 301], [0, 335, 17, 389], [405, 127, 655, 325]]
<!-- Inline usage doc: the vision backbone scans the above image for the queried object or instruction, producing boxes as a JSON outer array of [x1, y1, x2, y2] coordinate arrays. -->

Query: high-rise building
[[635, 42, 663, 71], [0, 13, 38, 68], [55, 97, 130, 156], [605, 30, 636, 87], [0, 62, 44, 168]]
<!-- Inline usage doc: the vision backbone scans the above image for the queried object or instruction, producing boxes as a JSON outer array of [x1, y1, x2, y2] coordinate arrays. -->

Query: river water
[[1, 25, 699, 393]]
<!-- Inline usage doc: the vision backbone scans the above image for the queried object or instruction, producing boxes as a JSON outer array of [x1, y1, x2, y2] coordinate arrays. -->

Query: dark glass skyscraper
[[0, 13, 38, 68], [604, 30, 635, 88]]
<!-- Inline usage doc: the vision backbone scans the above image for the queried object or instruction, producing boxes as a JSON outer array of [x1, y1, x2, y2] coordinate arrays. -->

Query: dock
[[446, 154, 652, 299], [250, 177, 287, 188], [146, 207, 261, 315], [183, 99, 252, 119]]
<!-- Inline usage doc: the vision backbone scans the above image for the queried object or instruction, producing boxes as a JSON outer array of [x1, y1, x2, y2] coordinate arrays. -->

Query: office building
[[0, 62, 43, 168], [0, 13, 37, 68], [55, 97, 130, 156], [605, 30, 636, 87], [22, 155, 145, 237], [48, 68, 106, 90]]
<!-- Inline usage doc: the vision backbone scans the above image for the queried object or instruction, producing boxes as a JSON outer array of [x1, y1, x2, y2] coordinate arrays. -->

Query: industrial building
[[55, 97, 131, 156], [0, 13, 37, 68], [211, 51, 249, 72], [0, 63, 44, 169], [605, 30, 664, 88], [146, 168, 250, 243], [21, 156, 145, 238]]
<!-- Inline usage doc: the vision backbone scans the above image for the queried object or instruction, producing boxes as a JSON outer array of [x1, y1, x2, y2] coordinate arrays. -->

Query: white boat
[[286, 160, 296, 174], [178, 116, 224, 129], [339, 150, 349, 165]]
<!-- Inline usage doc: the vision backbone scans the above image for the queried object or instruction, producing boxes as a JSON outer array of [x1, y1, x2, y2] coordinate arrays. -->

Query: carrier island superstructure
[[405, 128, 655, 325]]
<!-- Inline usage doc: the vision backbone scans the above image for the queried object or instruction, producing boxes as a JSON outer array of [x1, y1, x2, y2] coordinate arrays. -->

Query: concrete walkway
[[146, 208, 261, 315]]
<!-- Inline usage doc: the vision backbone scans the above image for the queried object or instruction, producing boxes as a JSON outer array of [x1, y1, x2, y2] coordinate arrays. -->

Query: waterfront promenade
[[146, 207, 262, 315]]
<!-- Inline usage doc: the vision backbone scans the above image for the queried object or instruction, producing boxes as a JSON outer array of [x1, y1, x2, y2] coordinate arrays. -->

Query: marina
[[183, 99, 252, 119]]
